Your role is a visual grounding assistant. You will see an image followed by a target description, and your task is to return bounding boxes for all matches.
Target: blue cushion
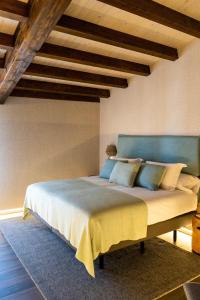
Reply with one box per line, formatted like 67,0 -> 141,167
135,164 -> 166,191
109,161 -> 141,187
99,159 -> 118,179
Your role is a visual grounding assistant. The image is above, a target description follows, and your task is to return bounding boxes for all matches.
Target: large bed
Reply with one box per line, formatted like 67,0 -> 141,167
24,135 -> 200,277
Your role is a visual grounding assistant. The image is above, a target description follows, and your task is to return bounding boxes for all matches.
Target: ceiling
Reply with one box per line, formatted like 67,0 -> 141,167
0,0 -> 200,103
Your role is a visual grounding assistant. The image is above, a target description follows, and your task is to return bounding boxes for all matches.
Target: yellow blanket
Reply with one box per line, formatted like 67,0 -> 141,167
24,179 -> 148,277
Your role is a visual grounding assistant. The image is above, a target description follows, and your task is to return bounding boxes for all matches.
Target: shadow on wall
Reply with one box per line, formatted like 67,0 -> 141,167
35,134 -> 99,181
0,121 -> 99,211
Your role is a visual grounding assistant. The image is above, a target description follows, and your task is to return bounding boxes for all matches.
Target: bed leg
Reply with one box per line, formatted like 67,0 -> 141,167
173,230 -> 177,243
140,241 -> 145,254
99,255 -> 104,269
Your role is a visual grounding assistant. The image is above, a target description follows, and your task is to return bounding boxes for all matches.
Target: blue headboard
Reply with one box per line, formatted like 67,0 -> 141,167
117,135 -> 200,177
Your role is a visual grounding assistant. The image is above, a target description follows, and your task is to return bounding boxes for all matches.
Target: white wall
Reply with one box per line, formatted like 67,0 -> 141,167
0,97 -> 99,210
100,39 -> 200,164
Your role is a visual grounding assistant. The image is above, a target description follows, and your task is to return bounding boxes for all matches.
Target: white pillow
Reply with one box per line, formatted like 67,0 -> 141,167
146,161 -> 187,191
176,173 -> 200,194
110,156 -> 143,163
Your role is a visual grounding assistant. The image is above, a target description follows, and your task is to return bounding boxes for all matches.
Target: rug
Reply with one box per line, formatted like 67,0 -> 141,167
0,216 -> 200,300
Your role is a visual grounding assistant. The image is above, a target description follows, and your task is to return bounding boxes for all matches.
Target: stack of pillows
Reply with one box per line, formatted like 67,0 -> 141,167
100,157 -> 200,194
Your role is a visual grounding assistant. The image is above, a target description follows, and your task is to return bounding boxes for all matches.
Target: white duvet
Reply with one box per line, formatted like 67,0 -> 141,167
83,176 -> 198,225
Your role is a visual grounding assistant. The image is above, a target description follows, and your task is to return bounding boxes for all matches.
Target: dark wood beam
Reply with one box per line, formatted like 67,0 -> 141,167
11,89 -> 100,103
17,79 -> 110,98
0,58 -> 5,68
0,35 -> 150,76
0,0 -> 29,21
55,15 -> 178,61
38,43 -> 150,76
0,0 -> 72,104
98,0 -> 200,39
0,32 -> 15,50
25,63 -> 128,88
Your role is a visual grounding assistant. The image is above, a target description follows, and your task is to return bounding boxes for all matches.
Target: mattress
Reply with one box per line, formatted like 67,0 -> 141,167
82,176 -> 198,225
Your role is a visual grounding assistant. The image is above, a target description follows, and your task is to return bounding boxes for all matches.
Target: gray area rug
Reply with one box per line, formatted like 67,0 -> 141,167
0,217 -> 200,300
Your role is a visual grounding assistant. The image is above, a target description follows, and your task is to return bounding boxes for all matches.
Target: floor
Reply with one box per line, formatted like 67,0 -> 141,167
0,232 -> 44,300
0,214 -> 199,300
157,231 -> 200,300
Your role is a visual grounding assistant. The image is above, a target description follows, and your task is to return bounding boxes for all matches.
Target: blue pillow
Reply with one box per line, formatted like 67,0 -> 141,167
135,164 -> 166,191
99,159 -> 118,179
109,161 -> 141,187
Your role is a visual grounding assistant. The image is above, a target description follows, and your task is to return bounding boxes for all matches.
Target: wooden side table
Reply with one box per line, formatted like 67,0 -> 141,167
192,214 -> 200,255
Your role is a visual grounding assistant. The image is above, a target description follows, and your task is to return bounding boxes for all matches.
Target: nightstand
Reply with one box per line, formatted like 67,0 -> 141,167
192,214 -> 200,255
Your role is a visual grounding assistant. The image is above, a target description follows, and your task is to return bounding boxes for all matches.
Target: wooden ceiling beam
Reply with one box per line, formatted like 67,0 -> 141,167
0,58 -> 5,69
38,43 -> 150,76
0,32 -> 15,50
17,79 -> 110,98
3,0 -> 200,39
25,63 -> 128,88
55,15 -> 178,61
0,36 -> 150,76
98,0 -> 200,39
0,0 -> 29,21
11,89 -> 100,103
0,35 -> 150,76
0,0 -> 72,104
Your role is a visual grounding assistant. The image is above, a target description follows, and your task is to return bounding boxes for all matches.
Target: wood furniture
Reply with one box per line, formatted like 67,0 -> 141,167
192,214 -> 200,255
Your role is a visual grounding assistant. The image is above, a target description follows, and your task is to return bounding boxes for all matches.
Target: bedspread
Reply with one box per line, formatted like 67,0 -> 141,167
24,179 -> 147,277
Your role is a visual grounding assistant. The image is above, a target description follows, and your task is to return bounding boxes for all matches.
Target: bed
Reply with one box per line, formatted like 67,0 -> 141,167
24,135 -> 200,277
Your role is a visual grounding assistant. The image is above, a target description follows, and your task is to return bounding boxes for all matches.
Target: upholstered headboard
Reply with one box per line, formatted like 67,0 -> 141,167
117,135 -> 200,177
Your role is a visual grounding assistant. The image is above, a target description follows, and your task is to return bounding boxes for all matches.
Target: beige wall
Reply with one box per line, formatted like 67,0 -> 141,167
0,97 -> 99,211
100,39 -> 200,165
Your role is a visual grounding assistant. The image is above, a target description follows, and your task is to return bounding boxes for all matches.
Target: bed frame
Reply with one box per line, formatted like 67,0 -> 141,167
34,135 -> 200,270
98,211 -> 195,268
32,209 -> 194,270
